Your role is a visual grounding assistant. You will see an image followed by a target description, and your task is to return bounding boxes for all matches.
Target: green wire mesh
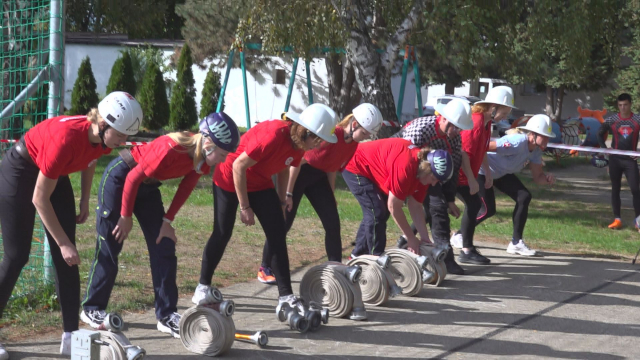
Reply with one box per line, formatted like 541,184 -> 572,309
1,0 -> 64,300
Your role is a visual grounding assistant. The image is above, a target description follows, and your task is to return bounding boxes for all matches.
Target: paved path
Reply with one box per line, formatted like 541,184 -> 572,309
6,241 -> 640,359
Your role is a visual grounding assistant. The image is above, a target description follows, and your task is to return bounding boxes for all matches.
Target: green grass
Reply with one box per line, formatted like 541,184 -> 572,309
3,152 -> 639,339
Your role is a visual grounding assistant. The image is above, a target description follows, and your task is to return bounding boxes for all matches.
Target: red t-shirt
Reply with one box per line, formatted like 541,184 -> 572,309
120,135 -> 211,221
458,112 -> 492,186
304,127 -> 358,172
214,120 -> 304,192
24,115 -> 111,179
344,138 -> 428,202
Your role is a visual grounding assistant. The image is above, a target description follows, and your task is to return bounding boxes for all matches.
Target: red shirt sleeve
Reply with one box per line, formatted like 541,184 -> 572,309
165,170 -> 202,221
411,184 -> 429,203
121,164 -> 146,217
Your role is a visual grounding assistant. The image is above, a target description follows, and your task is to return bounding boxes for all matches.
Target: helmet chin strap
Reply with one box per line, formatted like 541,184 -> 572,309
98,124 -> 110,149
345,121 -> 358,141
196,142 -> 215,174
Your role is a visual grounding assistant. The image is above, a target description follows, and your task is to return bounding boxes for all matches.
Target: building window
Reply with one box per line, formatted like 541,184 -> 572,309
275,69 -> 286,85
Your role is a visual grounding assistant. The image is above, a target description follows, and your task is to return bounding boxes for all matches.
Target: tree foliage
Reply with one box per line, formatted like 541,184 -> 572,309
506,0 -> 622,121
65,0 -> 182,39
139,61 -> 170,131
169,44 -> 198,130
200,66 -> 224,118
69,57 -> 99,115
106,51 -> 137,96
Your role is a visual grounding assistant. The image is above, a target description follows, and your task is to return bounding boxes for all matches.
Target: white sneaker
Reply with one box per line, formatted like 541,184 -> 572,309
157,312 -> 181,338
278,294 -> 306,314
81,309 -> 107,328
507,240 -> 537,256
60,332 -> 71,356
450,232 -> 463,249
191,283 -> 210,305
0,343 -> 8,360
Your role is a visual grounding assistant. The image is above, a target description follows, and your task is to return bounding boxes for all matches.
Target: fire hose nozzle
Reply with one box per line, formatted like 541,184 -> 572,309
376,254 -> 391,269
98,312 -> 124,332
235,331 -> 268,347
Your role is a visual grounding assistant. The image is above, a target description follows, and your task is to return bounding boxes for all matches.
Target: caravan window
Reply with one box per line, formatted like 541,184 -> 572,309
478,82 -> 489,100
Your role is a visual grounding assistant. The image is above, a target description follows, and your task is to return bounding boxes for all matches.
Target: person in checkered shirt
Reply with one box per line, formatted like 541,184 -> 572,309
394,99 -> 477,275
597,93 -> 640,231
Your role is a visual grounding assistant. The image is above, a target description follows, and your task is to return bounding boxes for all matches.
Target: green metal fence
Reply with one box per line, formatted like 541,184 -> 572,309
0,0 -> 65,299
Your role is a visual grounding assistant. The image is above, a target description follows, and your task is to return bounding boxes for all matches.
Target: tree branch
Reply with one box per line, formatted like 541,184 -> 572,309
382,0 -> 426,72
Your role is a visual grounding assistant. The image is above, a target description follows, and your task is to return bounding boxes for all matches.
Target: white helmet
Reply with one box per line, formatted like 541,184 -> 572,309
352,103 -> 383,135
98,91 -> 142,136
286,104 -> 338,143
475,86 -> 517,109
434,99 -> 473,130
517,114 -> 556,138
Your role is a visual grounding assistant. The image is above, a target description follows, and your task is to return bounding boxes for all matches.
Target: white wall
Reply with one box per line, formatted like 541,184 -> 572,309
64,44 -> 418,129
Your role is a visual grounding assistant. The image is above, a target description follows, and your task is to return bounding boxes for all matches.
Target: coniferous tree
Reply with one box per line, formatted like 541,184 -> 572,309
138,61 -> 170,130
106,51 -> 137,96
69,57 -> 99,115
169,44 -> 198,130
200,66 -> 224,118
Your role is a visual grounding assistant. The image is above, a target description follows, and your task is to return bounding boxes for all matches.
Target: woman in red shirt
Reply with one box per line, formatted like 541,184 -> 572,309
343,138 -> 454,257
257,103 -> 384,284
451,86 -> 516,265
192,104 -> 338,314
80,112 -> 240,339
0,92 -> 141,356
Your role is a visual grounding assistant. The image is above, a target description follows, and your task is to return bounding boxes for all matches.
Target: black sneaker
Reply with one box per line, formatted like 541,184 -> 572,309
81,309 -> 107,329
458,247 -> 491,265
396,235 -> 407,249
158,312 -> 181,338
444,247 -> 465,275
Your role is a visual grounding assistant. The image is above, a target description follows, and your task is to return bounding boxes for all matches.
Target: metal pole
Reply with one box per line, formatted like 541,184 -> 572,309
305,59 -> 313,105
396,45 -> 410,122
240,48 -> 250,129
412,47 -> 424,118
0,68 -> 50,121
284,58 -> 299,112
216,49 -> 235,113
44,0 -> 65,282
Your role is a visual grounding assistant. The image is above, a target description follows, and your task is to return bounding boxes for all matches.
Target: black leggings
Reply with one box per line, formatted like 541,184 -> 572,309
200,185 -> 293,297
0,147 -> 80,332
476,173 -> 532,241
456,185 -> 482,248
608,155 -> 640,218
261,164 -> 342,265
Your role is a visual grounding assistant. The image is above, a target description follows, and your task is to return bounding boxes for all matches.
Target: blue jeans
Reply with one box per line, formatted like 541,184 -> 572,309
343,170 -> 389,256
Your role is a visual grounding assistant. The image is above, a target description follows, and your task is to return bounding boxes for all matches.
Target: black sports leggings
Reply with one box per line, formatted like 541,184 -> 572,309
476,173 -> 532,241
262,164 -> 342,265
608,155 -> 640,218
0,147 -> 80,332
200,184 -> 293,297
456,185 -> 482,248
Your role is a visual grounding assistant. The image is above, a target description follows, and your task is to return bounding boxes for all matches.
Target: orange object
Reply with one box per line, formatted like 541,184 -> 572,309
577,106 -> 607,124
257,268 -> 276,284
608,219 -> 623,229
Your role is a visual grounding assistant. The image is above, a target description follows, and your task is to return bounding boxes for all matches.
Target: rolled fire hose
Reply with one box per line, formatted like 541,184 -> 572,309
419,243 -> 448,286
180,305 -> 236,357
97,330 -> 146,360
384,249 -> 424,296
347,255 -> 402,306
299,261 -> 367,320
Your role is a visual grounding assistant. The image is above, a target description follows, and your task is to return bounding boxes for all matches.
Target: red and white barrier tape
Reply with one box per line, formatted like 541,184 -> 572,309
489,138 -> 640,157
0,139 -> 149,146
383,120 -> 400,127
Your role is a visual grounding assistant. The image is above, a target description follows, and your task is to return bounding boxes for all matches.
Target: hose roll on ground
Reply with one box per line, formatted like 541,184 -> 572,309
384,249 -> 424,296
98,331 -> 145,360
180,306 -> 236,357
347,255 -> 401,306
419,243 -> 447,286
299,261 -> 366,320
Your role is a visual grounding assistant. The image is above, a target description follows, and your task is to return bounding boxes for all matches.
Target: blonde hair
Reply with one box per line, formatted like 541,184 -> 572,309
416,146 -> 435,177
87,108 -> 109,132
337,114 -> 355,128
471,103 -> 493,114
166,132 -> 210,169
505,128 -> 525,135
